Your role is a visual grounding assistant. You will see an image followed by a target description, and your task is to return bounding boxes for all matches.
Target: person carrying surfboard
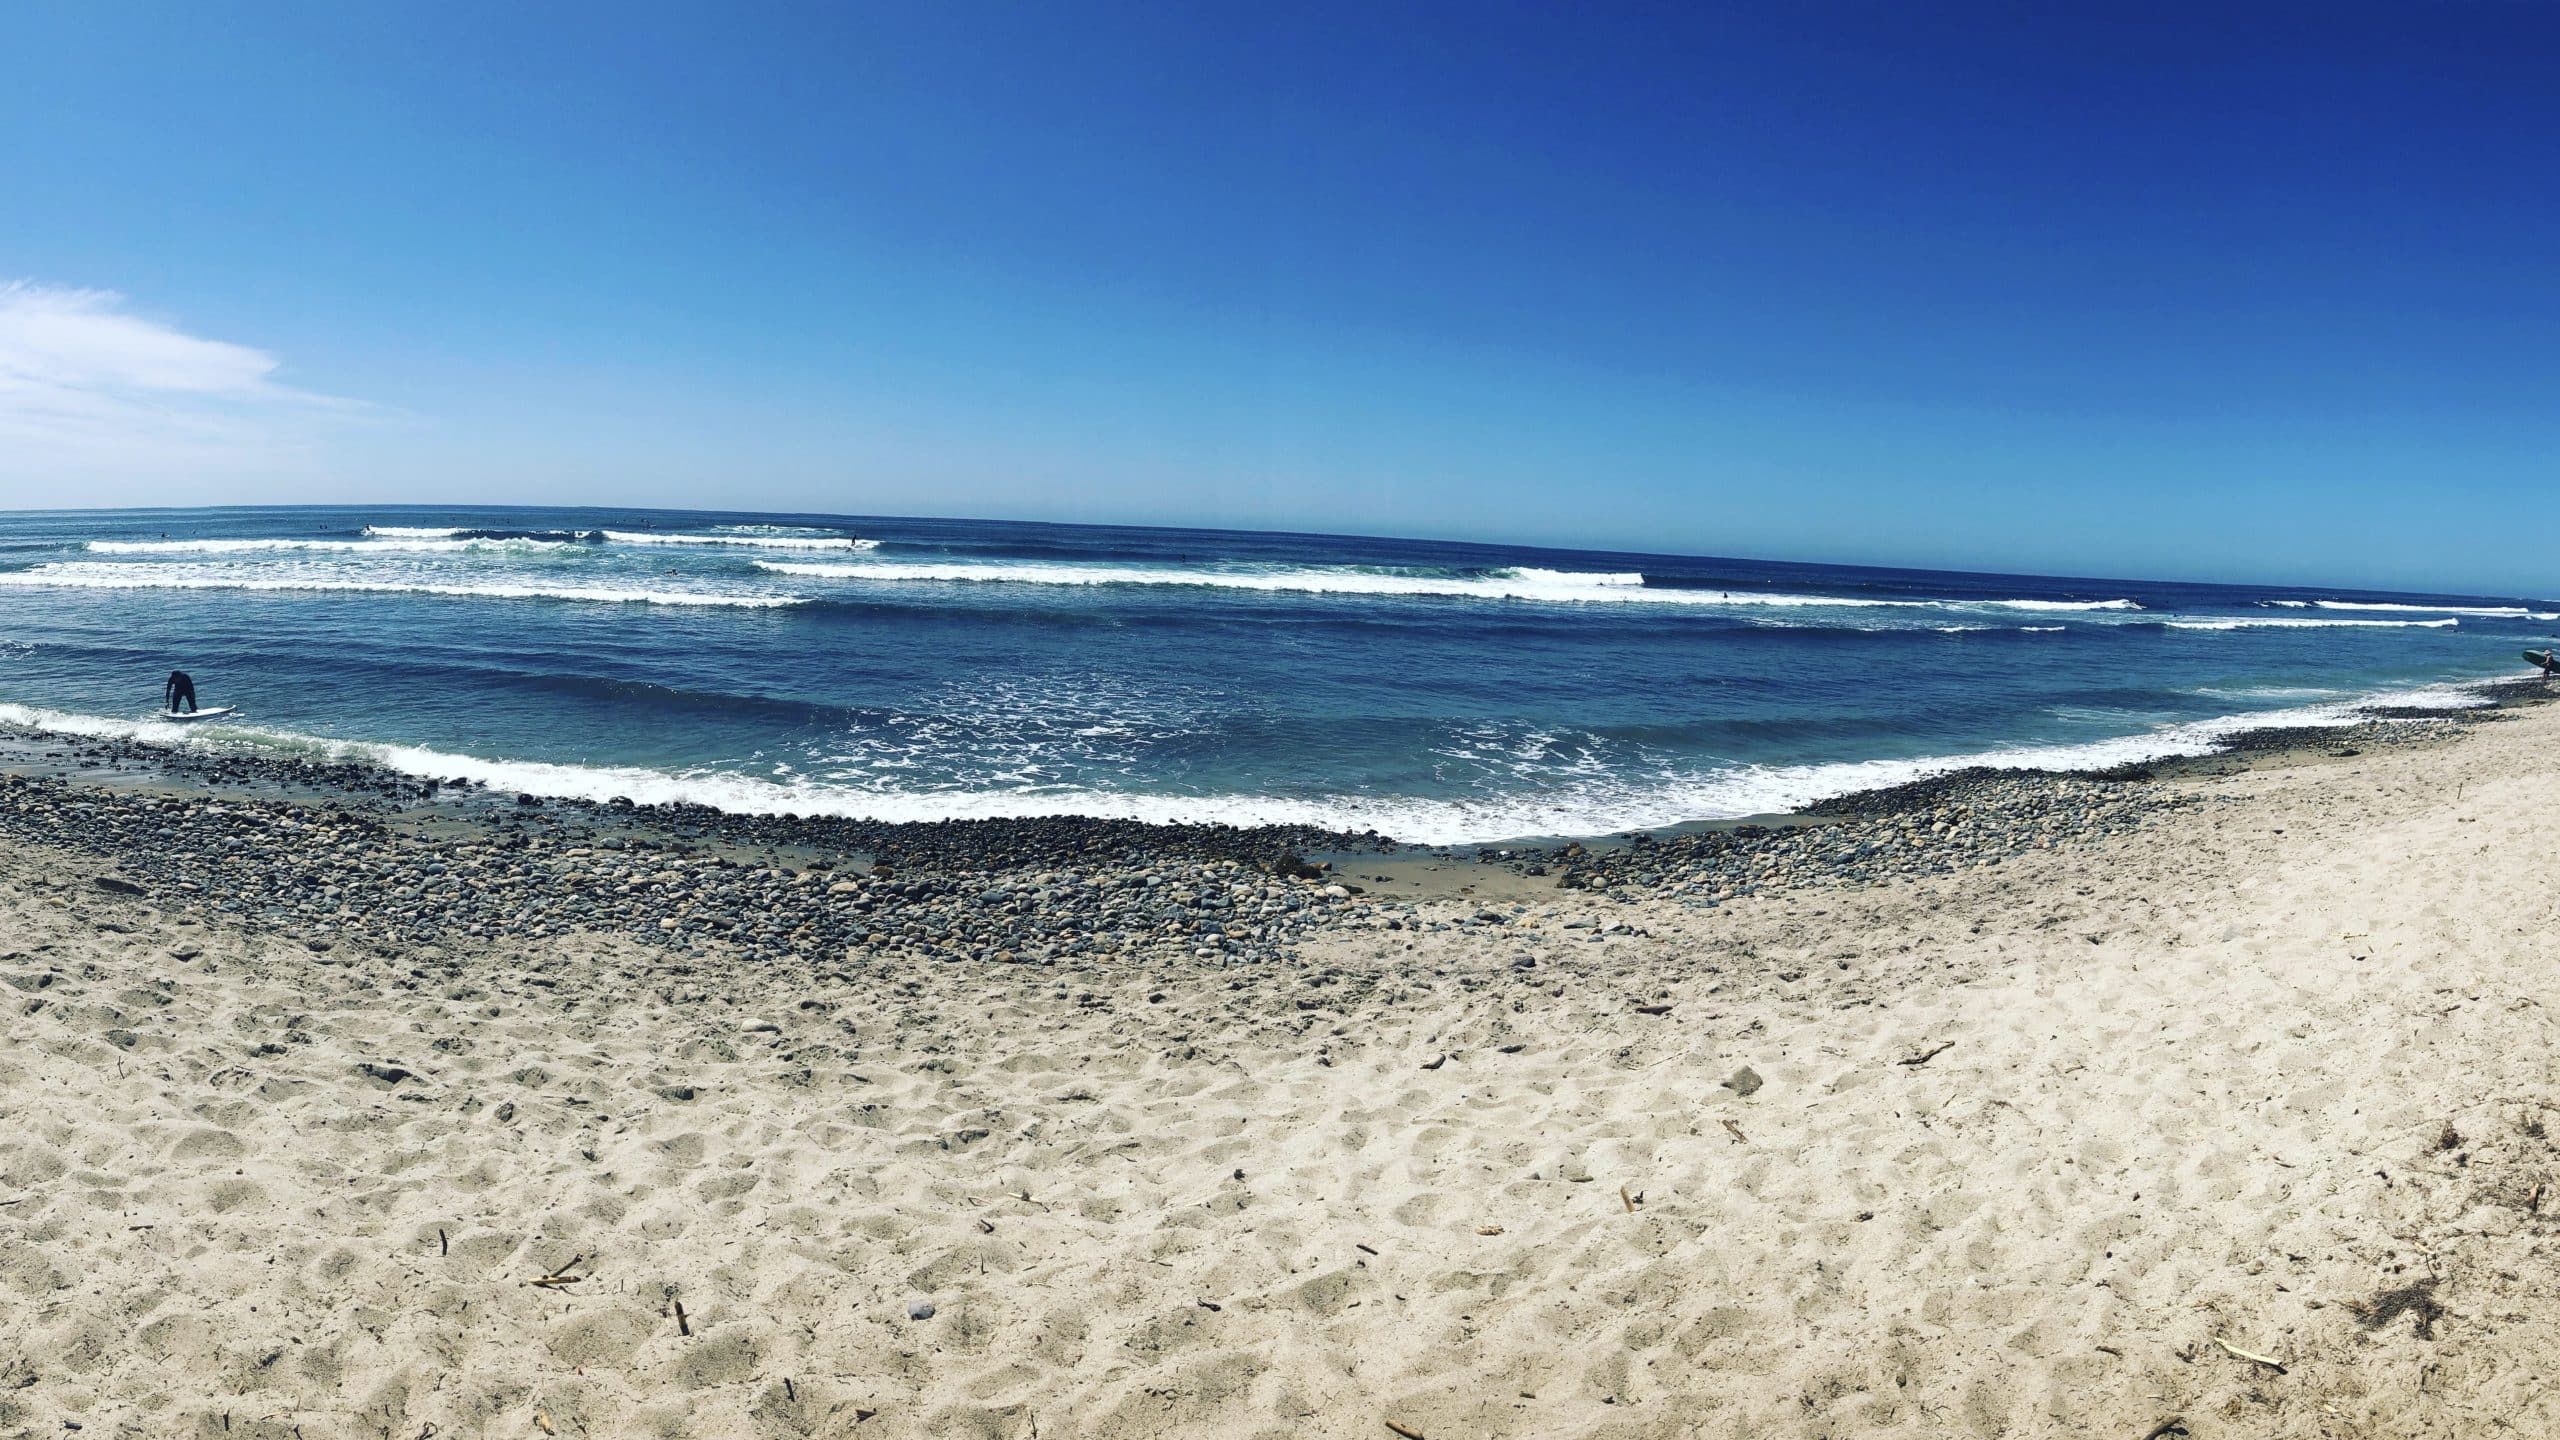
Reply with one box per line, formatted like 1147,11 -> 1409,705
164,669 -> 198,714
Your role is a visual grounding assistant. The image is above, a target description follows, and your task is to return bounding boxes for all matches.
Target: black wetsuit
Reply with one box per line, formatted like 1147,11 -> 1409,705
165,670 -> 197,713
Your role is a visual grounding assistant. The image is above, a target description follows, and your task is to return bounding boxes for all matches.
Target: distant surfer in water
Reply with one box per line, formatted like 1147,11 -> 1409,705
164,669 -> 197,714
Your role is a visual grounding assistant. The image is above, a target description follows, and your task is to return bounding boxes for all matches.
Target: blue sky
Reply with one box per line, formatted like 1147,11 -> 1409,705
3,2 -> 2555,591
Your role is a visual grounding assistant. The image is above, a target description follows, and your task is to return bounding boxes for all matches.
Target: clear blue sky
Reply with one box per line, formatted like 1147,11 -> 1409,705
4,2 -> 2555,591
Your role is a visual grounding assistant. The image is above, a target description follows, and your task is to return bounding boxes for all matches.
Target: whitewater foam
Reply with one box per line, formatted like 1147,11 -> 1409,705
753,560 -> 2141,613
0,564 -> 801,609
2161,616 -> 2460,631
600,530 -> 878,551
88,537 -> 575,555
2307,600 -> 2557,619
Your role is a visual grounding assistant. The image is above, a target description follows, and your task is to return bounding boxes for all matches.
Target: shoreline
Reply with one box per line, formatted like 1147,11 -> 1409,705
0,679 -> 2542,947
0,669 -> 2532,855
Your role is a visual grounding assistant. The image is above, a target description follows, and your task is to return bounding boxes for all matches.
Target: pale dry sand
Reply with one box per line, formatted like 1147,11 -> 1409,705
7,705 -> 2560,1438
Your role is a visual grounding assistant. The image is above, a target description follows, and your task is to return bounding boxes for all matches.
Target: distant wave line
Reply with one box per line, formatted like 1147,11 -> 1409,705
2308,600 -> 2554,619
89,537 -> 578,555
599,530 -> 879,551
754,560 -> 2142,611
2160,616 -> 2459,631
357,524 -> 879,552
0,565 -> 801,609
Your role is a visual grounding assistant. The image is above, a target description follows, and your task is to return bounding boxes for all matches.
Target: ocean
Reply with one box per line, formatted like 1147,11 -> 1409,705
0,504 -> 2549,845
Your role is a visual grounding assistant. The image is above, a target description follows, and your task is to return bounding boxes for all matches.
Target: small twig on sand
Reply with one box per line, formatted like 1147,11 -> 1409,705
1619,1185 -> 1636,1213
1898,1042 -> 1955,1067
2213,1336 -> 2287,1374
1385,1421 -> 1426,1440
1722,1119 -> 1747,1145
2140,1419 -> 2188,1440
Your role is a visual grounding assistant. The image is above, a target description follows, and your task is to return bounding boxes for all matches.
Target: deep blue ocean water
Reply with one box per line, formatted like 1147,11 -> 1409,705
0,504 -> 2550,843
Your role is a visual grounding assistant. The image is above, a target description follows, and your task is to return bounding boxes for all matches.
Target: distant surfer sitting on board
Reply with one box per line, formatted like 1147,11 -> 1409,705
164,669 -> 198,714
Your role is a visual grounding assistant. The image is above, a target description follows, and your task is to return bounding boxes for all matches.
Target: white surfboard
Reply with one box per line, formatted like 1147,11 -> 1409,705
155,707 -> 237,722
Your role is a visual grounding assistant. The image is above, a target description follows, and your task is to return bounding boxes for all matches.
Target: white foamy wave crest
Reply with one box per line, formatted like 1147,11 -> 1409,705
601,529 -> 879,551
2187,684 -> 2349,701
88,537 -> 573,555
2308,600 -> 2556,619
0,564 -> 799,609
755,560 -> 2139,612
0,681 -> 2492,845
362,525 -> 466,538
2163,616 -> 2459,631
759,560 -> 1697,603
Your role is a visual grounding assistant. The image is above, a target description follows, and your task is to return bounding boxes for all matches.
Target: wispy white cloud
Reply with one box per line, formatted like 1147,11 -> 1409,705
0,282 -> 359,485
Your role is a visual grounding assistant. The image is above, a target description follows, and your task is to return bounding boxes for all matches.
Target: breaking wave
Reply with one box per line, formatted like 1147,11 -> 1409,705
600,530 -> 879,551
756,560 -> 2141,612
2308,600 -> 2556,619
0,564 -> 800,609
2159,616 -> 2460,631
89,536 -> 576,555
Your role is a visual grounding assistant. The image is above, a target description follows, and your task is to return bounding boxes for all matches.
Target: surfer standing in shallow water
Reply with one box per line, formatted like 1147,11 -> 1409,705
164,669 -> 197,714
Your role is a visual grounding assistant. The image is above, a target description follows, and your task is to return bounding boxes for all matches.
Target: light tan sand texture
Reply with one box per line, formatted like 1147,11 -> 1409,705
5,706 -> 2560,1437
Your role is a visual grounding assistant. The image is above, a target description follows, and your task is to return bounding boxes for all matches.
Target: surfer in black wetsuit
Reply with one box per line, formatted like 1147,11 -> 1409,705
164,670 -> 197,713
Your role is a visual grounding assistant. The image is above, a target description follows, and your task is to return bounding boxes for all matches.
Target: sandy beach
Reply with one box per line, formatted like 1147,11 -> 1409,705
6,698 -> 2560,1438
